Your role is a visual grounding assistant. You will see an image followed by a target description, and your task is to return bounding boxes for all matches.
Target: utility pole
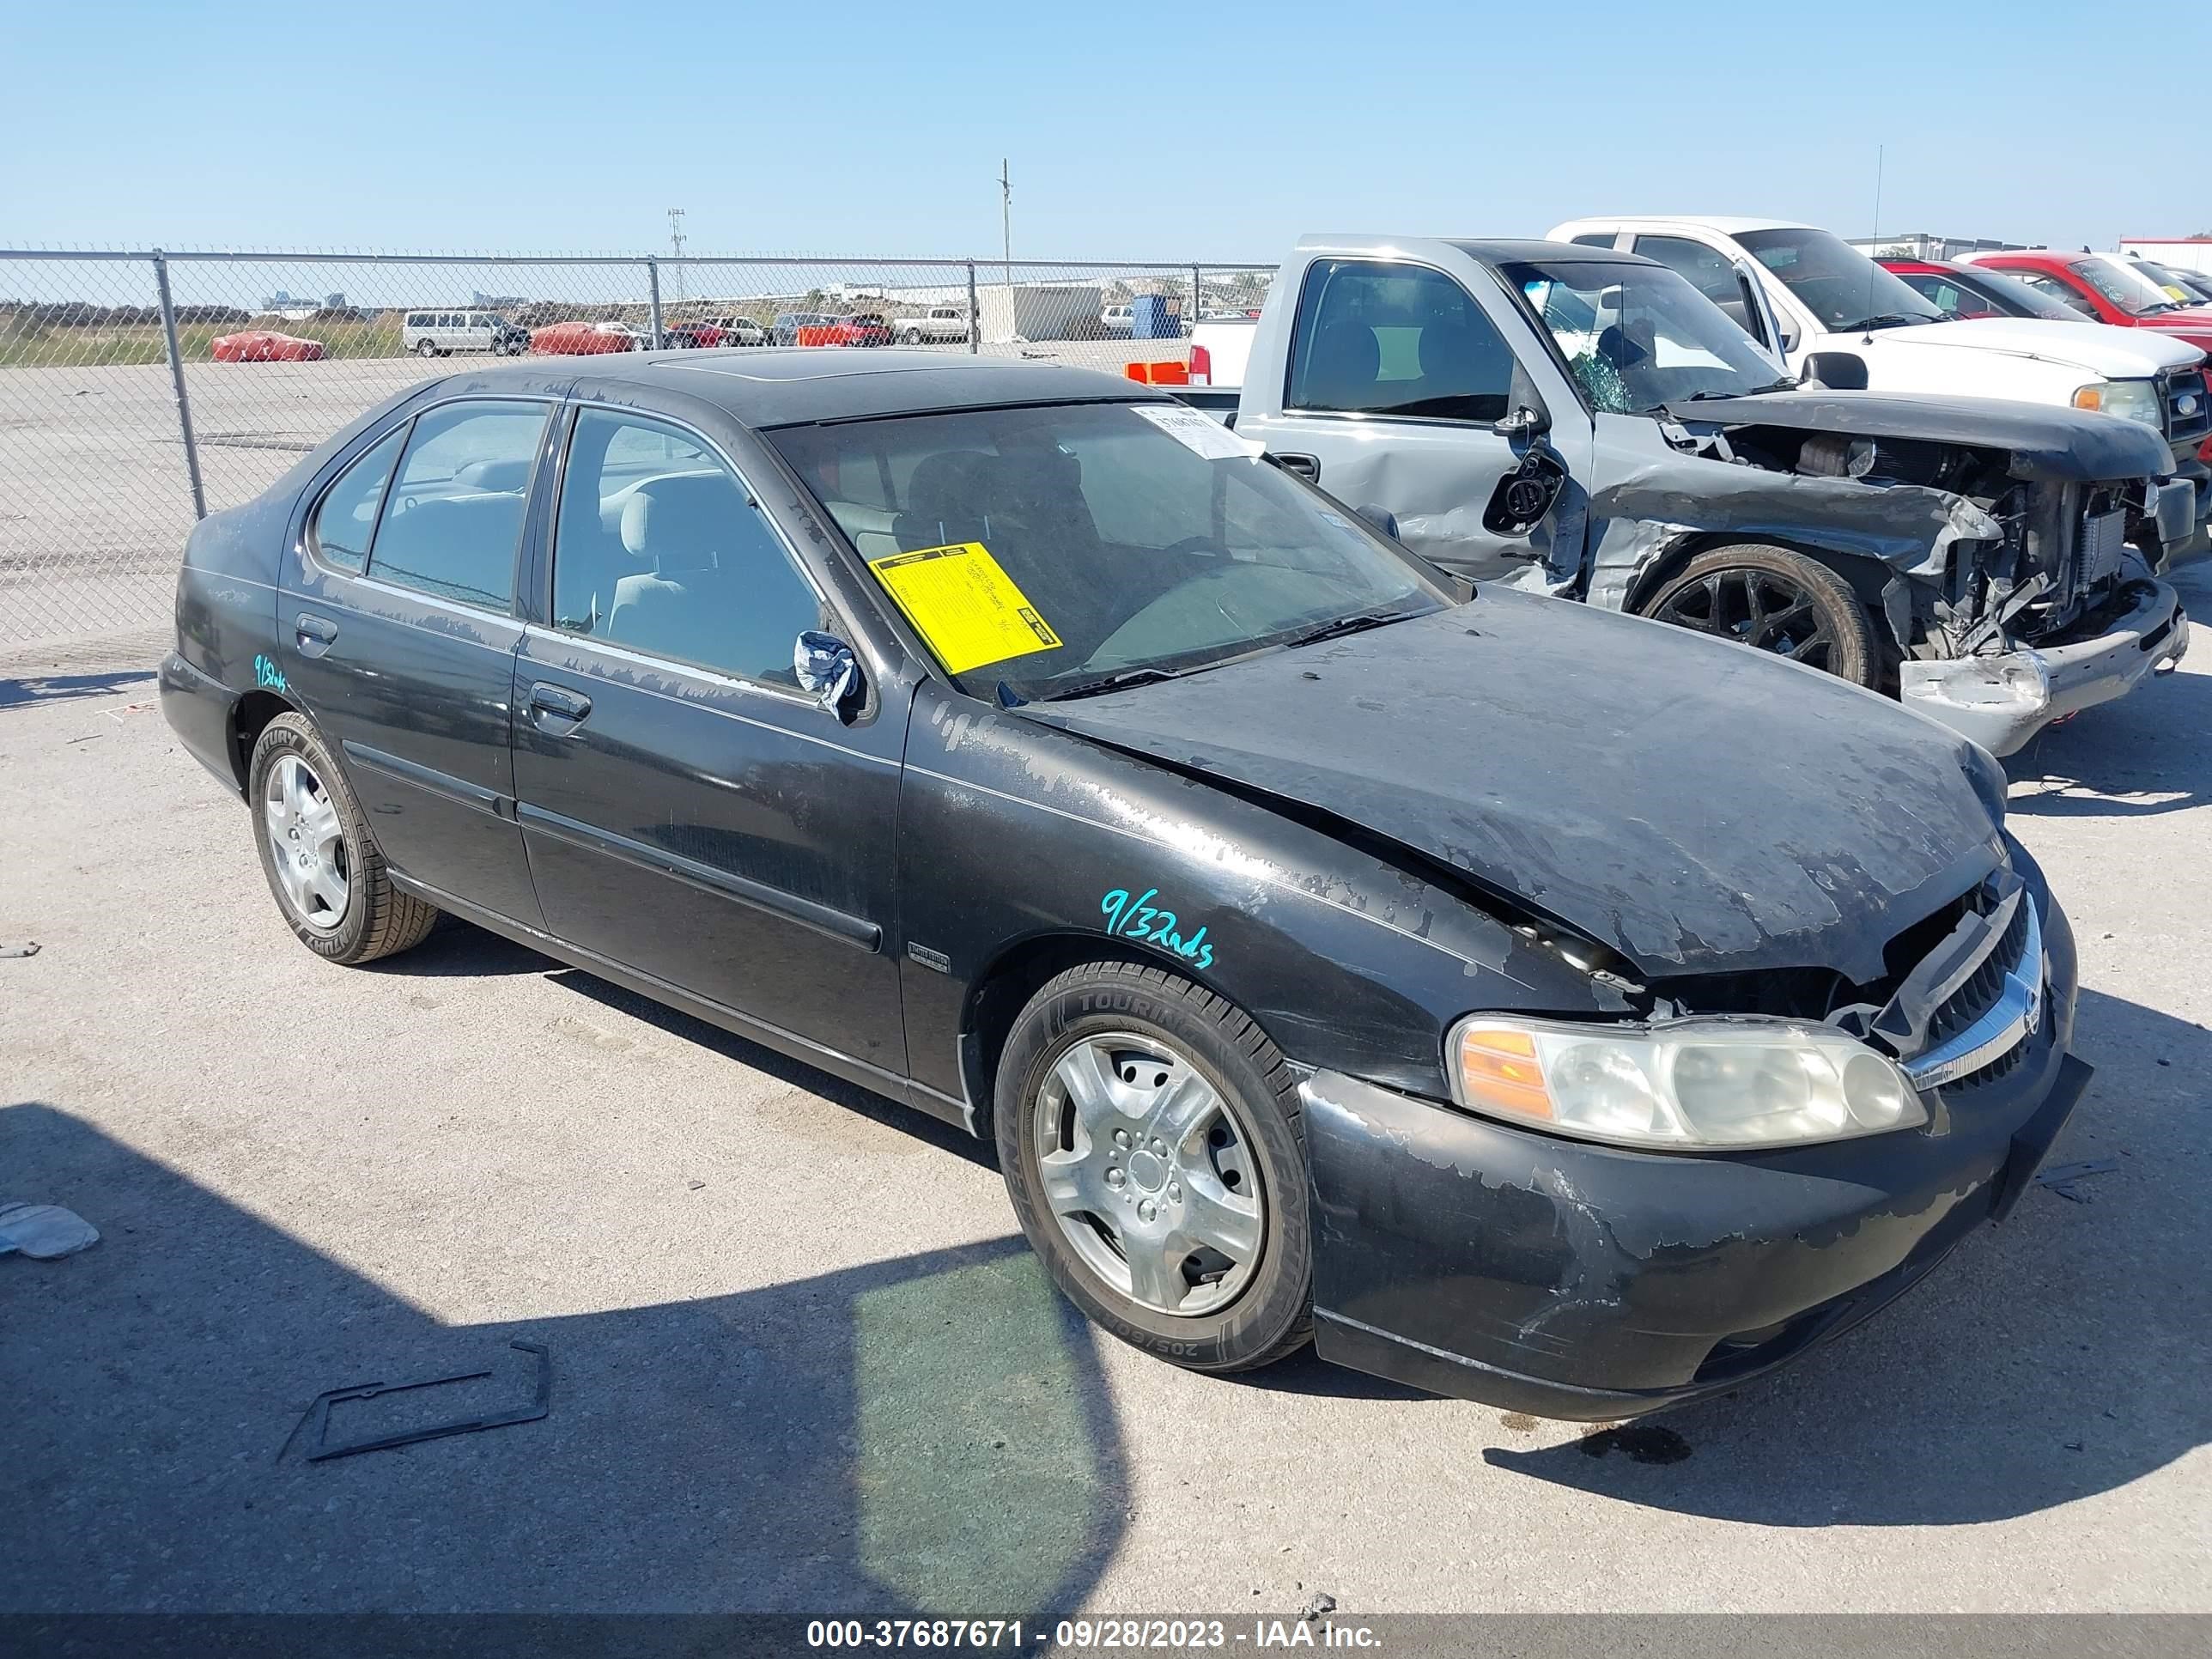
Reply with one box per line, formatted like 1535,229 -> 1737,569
1000,159 -> 1012,292
666,207 -> 687,304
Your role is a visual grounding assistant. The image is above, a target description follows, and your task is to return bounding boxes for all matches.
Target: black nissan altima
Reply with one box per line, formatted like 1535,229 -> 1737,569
159,349 -> 2087,1419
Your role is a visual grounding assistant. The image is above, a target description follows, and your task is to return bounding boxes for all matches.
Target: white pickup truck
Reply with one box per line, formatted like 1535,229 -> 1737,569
1549,216 -> 2212,544
890,306 -> 975,345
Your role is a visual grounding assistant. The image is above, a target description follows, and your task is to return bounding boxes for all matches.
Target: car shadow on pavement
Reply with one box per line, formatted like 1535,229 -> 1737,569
0,667 -> 156,710
1481,985 -> 2210,1523
2005,659 -> 2210,819
0,1101 -> 1127,1615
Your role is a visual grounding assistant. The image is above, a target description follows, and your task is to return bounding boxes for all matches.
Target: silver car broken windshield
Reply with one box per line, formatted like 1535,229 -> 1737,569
1504,258 -> 1788,416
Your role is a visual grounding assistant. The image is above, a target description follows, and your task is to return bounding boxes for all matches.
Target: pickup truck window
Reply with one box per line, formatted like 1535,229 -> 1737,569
1503,258 -> 1784,416
1285,258 -> 1514,423
1735,227 -> 1943,332
2001,269 -> 2100,317
770,401 -> 1444,701
2071,258 -> 2177,318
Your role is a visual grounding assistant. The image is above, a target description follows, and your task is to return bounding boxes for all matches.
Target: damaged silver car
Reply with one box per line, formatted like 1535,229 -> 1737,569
1214,237 -> 2195,755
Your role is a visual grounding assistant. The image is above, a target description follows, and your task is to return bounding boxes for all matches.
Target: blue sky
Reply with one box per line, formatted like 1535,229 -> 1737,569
6,0 -> 2206,258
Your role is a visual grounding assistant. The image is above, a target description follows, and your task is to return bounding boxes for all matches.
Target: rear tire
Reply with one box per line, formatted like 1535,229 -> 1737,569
1638,543 -> 1877,687
995,960 -> 1312,1374
902,329 -> 922,345
415,337 -> 439,358
247,714 -> 439,965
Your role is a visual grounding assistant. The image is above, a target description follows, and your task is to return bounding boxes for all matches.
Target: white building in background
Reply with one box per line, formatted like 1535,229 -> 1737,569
2118,238 -> 2212,276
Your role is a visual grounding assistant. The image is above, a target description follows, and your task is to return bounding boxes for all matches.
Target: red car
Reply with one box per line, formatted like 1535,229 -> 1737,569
1875,258 -> 2086,324
529,320 -> 648,356
210,330 -> 325,363
823,312 -> 893,348
1965,251 -> 2212,357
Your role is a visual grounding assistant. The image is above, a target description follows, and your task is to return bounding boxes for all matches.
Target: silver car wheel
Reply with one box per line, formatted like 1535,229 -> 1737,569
264,753 -> 349,932
1032,1031 -> 1265,1318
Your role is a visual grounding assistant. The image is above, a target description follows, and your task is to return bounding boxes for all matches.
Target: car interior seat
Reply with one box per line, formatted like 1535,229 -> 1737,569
1298,319 -> 1382,410
608,474 -> 749,664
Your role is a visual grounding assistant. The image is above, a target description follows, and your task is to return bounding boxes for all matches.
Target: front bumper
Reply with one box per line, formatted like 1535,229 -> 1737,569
1300,898 -> 2086,1421
1897,576 -> 2188,757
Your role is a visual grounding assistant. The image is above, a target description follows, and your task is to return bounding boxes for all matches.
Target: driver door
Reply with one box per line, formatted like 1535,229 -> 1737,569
509,403 -> 908,1075
1234,255 -> 1589,582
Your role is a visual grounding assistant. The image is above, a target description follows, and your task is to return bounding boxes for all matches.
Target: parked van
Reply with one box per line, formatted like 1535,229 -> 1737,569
400,310 -> 529,357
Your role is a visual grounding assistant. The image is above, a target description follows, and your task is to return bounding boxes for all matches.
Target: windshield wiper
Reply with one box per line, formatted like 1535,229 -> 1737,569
1285,608 -> 1413,649
1838,313 -> 1933,332
1042,665 -> 1190,702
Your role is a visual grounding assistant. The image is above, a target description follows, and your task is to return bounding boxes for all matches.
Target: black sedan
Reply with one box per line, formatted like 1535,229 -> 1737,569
159,349 -> 2087,1418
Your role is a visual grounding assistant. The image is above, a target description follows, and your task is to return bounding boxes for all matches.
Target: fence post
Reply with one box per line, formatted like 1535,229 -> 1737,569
646,257 -> 664,349
152,250 -> 208,521
1190,263 -> 1201,331
966,261 -> 979,354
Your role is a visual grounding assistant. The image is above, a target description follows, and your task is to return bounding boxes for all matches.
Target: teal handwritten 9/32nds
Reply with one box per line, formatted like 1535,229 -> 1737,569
1100,887 -> 1214,970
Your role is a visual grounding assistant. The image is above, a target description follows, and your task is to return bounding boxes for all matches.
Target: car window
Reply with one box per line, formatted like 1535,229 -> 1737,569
1569,233 -> 1616,248
1895,273 -> 1998,319
310,426 -> 406,572
1505,257 -> 1784,414
364,401 -> 547,610
2005,270 -> 2100,316
2072,259 -> 2174,317
550,409 -> 826,689
1632,234 -> 1771,341
1734,227 -> 1943,331
1286,258 -> 1516,422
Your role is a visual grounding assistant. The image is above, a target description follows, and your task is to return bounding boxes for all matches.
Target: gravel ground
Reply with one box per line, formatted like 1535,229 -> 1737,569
1,571 -> 2207,1620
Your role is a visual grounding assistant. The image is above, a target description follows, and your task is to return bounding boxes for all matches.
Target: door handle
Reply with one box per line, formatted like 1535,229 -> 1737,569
295,612 -> 338,656
528,682 -> 592,729
1275,453 -> 1321,483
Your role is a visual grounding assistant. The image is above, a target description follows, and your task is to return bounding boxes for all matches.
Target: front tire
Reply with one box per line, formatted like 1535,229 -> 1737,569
995,961 -> 1312,1373
415,337 -> 439,358
1638,543 -> 1877,686
248,714 -> 439,964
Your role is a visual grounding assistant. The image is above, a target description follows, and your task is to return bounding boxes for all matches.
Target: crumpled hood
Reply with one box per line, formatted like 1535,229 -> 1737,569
1020,592 -> 2003,985
1661,387 -> 2173,482
1862,315 -> 2201,376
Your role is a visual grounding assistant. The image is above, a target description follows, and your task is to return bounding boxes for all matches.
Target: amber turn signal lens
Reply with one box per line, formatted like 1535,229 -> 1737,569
1456,1025 -> 1555,1121
2072,386 -> 2104,410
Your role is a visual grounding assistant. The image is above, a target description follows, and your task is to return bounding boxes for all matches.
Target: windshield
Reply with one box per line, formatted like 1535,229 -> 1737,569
769,401 -> 1446,701
1503,257 -> 1786,413
2074,258 -> 2180,317
1735,227 -> 1944,331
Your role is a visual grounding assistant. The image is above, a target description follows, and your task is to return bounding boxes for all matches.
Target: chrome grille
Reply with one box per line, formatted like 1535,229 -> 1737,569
1901,896 -> 2045,1091
2162,367 -> 2210,447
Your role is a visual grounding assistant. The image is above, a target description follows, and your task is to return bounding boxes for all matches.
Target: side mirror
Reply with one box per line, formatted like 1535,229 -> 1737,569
1353,503 -> 1401,540
1491,404 -> 1549,441
793,630 -> 863,720
1802,352 -> 1869,392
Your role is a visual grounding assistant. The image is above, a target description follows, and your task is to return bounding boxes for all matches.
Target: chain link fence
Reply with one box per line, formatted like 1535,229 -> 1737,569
0,250 -> 1276,649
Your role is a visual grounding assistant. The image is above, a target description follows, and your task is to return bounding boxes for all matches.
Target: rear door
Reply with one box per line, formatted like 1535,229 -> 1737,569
1234,253 -> 1588,581
280,395 -> 554,926
509,402 -> 908,1077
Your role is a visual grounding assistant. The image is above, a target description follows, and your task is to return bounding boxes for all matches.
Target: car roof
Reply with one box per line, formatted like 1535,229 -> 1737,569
1553,215 -> 1814,235
438,348 -> 1155,428
1448,237 -> 1658,267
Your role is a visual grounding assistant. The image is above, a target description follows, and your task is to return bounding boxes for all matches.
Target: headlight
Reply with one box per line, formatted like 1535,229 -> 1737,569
2072,380 -> 2164,428
1449,1014 -> 1928,1151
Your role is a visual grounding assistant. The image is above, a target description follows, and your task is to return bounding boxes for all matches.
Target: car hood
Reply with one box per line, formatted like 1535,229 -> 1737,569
1860,315 -> 2202,375
1660,387 -> 2173,481
1019,592 -> 2002,986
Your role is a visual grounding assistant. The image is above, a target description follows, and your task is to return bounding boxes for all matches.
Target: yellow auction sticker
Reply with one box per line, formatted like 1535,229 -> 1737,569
866,542 -> 1062,674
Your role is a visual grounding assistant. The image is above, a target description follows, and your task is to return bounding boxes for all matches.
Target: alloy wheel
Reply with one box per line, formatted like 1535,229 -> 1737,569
1031,1032 -> 1265,1317
264,753 -> 349,931
1654,567 -> 1839,669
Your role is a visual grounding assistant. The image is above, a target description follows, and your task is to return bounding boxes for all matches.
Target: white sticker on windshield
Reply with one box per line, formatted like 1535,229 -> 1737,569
1131,402 -> 1266,461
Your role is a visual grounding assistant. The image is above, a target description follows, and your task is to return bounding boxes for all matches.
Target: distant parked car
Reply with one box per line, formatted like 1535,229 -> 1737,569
659,322 -> 725,349
698,314 -> 768,346
402,309 -> 529,357
826,313 -> 892,347
530,320 -> 648,356
770,311 -> 835,345
1100,303 -> 1134,335
894,306 -> 975,344
210,331 -> 325,363
2127,258 -> 2212,307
